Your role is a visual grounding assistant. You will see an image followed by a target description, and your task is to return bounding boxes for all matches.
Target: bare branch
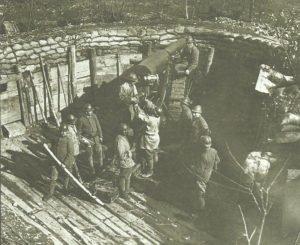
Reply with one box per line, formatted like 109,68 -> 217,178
267,155 -> 290,192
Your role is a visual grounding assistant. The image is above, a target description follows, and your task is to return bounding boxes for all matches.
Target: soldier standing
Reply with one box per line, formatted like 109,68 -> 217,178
114,123 -> 135,200
119,72 -> 139,122
136,104 -> 161,178
43,124 -> 75,201
185,136 -> 220,211
77,104 -> 103,176
180,97 -> 193,145
66,114 -> 83,182
190,105 -> 210,146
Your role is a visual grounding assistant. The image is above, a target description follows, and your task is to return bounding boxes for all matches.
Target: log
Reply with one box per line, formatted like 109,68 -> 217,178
88,48 -> 97,101
57,64 -> 68,108
43,143 -> 104,205
29,72 -> 48,124
22,72 -> 34,125
68,45 -> 77,99
116,53 -> 121,77
16,79 -> 30,126
39,56 -> 60,127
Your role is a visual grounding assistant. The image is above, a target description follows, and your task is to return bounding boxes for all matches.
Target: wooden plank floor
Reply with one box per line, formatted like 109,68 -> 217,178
1,135 -> 218,245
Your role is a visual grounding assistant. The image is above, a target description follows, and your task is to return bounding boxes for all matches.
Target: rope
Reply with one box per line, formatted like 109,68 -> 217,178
208,180 -> 251,194
213,170 -> 250,191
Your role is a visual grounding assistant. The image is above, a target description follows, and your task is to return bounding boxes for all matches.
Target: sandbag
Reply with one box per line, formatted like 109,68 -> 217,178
281,124 -> 300,132
274,131 -> 300,143
244,152 -> 271,181
281,113 -> 300,125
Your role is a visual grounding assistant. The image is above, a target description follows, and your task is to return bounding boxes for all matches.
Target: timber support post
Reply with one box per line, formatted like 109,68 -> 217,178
68,45 -> 77,100
88,48 -> 97,101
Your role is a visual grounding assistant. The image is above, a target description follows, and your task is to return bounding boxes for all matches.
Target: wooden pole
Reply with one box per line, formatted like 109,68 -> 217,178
16,79 -> 30,126
43,143 -> 104,206
68,45 -> 76,99
88,48 -> 97,101
57,66 -> 61,111
28,72 -> 48,124
22,72 -> 34,125
23,71 -> 38,123
39,56 -> 60,127
116,53 -> 120,77
57,64 -> 68,108
44,64 -> 53,115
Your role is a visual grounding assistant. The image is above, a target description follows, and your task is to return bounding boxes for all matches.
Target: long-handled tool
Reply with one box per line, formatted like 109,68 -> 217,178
39,56 -> 60,127
57,64 -> 68,108
43,143 -> 104,206
29,71 -> 48,124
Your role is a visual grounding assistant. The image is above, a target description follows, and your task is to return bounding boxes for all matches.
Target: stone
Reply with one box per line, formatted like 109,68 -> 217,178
39,40 -> 48,46
129,41 -> 141,46
174,25 -> 185,34
30,41 -> 39,48
3,47 -> 12,55
12,43 -> 22,50
56,47 -> 65,53
127,27 -> 138,36
99,42 -> 109,47
59,42 -> 68,47
109,41 -> 119,46
118,41 -> 129,46
109,36 -> 124,42
0,53 -> 4,59
46,49 -> 56,55
146,29 -> 157,35
160,34 -> 177,41
30,54 -> 38,60
116,29 -> 128,37
55,36 -> 62,42
42,46 -> 51,52
5,52 -> 15,59
23,43 -> 31,50
33,47 -> 42,53
98,29 -> 110,36
50,44 -> 59,49
47,37 -> 56,45
93,36 -> 109,42
24,50 -> 34,56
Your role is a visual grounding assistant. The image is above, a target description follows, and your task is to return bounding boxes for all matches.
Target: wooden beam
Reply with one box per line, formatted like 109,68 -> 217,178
22,72 -> 34,125
68,45 -> 77,99
16,79 -> 30,126
57,64 -> 68,109
88,48 -> 97,101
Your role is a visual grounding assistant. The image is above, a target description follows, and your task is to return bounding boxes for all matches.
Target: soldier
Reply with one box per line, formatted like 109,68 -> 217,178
180,35 -> 200,96
181,35 -> 199,77
66,114 -> 83,182
77,103 -> 103,176
180,97 -> 193,145
136,104 -> 161,178
185,136 -> 220,211
43,124 -> 75,201
119,72 -> 139,122
190,105 -> 210,146
114,123 -> 135,200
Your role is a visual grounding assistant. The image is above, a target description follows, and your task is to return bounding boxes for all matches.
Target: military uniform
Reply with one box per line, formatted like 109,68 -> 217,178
119,80 -> 138,122
190,115 -> 210,145
114,134 -> 135,199
43,133 -> 75,201
185,146 -> 220,211
136,105 -> 160,176
77,113 -> 103,175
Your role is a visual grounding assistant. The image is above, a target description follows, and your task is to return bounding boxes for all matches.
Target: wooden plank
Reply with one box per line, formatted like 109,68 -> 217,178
1,180 -> 81,245
0,96 -> 22,125
16,79 -> 30,126
1,194 -> 64,245
79,197 -> 158,245
57,196 -> 125,244
89,48 -> 97,101
68,45 -> 77,98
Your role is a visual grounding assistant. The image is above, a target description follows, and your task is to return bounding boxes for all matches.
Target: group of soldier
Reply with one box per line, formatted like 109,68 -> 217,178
43,35 -> 221,214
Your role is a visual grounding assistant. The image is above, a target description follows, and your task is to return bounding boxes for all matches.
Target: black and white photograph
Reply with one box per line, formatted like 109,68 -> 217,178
0,0 -> 300,244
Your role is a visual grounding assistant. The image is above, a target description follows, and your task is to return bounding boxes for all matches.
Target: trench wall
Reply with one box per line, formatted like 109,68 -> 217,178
0,24 -> 283,128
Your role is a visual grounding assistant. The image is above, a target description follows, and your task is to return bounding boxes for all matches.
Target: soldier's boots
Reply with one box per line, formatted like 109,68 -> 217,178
42,180 -> 56,201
